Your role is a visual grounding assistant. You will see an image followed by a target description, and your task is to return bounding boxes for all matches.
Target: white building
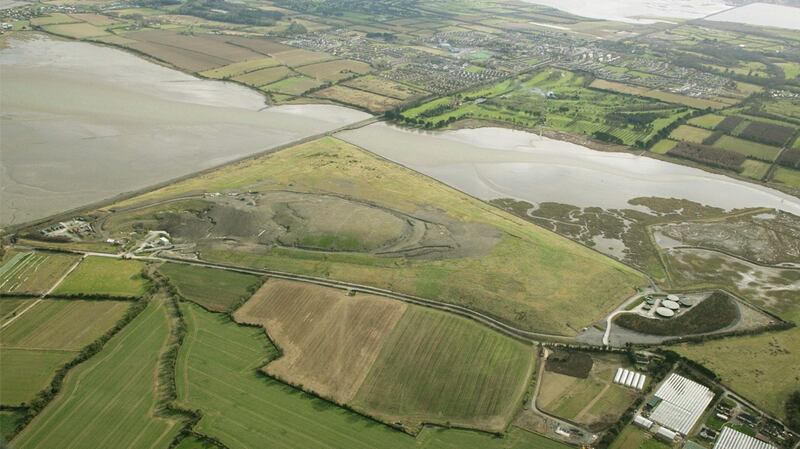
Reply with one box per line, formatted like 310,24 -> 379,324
633,415 -> 653,430
613,368 -> 646,391
713,427 -> 775,449
649,373 -> 714,435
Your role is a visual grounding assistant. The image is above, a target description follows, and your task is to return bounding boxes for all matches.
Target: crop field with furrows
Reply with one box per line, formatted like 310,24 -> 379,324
231,66 -> 292,87
537,352 -> 637,430
0,299 -> 129,351
53,257 -> 147,298
0,299 -> 130,406
107,137 -> 645,335
312,85 -> 404,112
124,29 -> 261,62
11,299 -> 182,449
125,41 -> 231,73
233,279 -> 407,404
400,69 -> 690,146
199,57 -> 280,79
0,297 -> 29,323
178,303 -> 566,449
0,349 -> 72,407
158,263 -> 263,312
0,252 -> 80,295
354,307 -> 535,432
343,75 -> 428,100
296,59 -> 372,83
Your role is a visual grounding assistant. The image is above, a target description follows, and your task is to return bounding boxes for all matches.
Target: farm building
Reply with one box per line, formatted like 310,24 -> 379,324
649,373 -> 714,435
656,426 -> 678,443
613,368 -> 646,390
667,294 -> 680,302
634,414 -> 653,430
656,307 -> 675,318
713,427 -> 775,449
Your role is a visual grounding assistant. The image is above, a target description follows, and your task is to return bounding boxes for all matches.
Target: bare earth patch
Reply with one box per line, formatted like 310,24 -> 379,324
233,279 -> 406,404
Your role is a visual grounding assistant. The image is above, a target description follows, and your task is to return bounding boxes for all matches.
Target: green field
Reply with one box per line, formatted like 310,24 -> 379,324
610,425 -> 670,449
650,139 -> 678,154
106,137 -> 645,335
688,114 -> 725,129
53,257 -> 147,297
0,252 -> 79,295
262,75 -> 323,95
158,262 -> 263,312
0,410 -> 24,444
399,69 -> 689,146
354,307 -> 534,432
177,303 -> 569,449
740,160 -> 771,180
713,135 -> 781,162
11,299 -> 183,449
669,125 -> 713,144
0,349 -> 72,407
772,166 -> 800,188
0,297 -> 29,323
0,299 -> 130,406
199,57 -> 279,79
674,310 -> 800,421
0,299 -> 129,350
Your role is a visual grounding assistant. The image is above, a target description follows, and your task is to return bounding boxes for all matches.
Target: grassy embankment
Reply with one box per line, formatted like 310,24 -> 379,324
106,137 -> 645,336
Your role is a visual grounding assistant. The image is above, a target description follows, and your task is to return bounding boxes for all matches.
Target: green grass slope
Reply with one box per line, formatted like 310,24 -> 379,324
177,303 -> 570,449
158,262 -> 263,311
109,137 -> 645,335
354,307 -> 535,432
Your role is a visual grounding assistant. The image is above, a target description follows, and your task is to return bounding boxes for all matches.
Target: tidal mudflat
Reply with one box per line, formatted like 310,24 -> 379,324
337,123 -> 800,215
0,35 -> 370,226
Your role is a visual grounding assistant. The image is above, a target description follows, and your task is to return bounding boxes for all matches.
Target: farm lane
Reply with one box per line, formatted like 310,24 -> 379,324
0,255 -> 85,329
65,250 -> 583,344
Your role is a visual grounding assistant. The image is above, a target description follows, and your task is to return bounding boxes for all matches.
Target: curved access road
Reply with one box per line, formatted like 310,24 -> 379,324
75,250 -> 579,345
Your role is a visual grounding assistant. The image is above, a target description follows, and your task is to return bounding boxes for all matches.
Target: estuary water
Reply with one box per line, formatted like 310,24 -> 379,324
0,35 -> 371,226
517,0 -> 730,24
706,3 -> 800,31
337,124 -> 800,215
